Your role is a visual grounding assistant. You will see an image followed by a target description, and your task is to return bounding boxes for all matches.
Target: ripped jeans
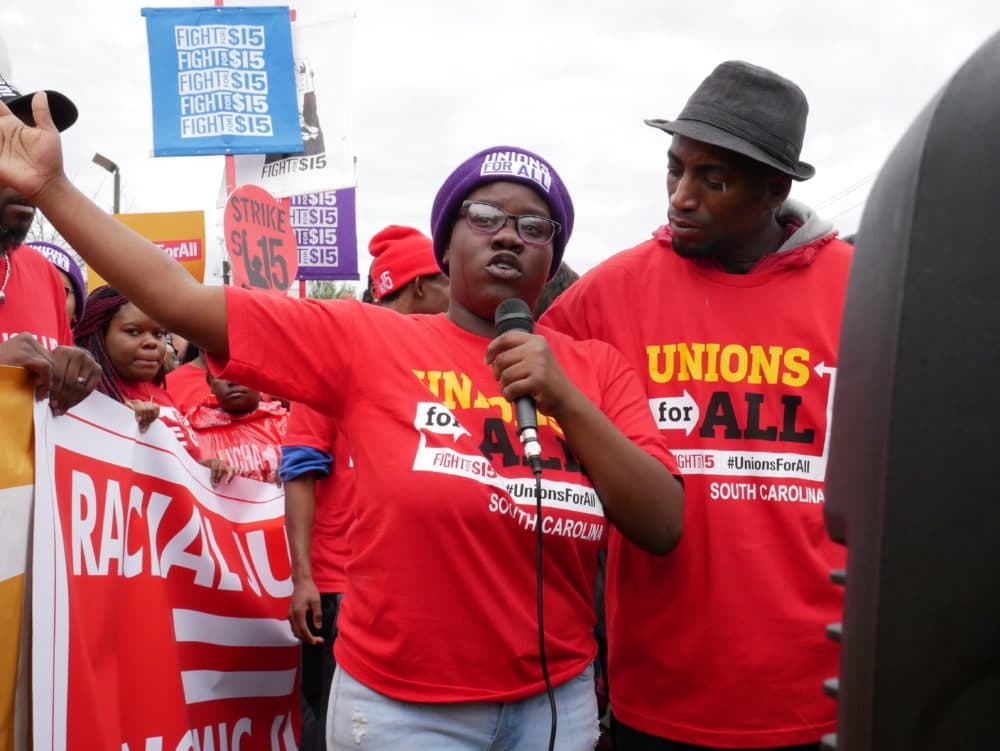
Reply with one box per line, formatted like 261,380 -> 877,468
326,664 -> 598,750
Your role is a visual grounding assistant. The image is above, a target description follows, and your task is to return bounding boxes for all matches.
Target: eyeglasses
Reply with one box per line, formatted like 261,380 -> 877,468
459,201 -> 560,246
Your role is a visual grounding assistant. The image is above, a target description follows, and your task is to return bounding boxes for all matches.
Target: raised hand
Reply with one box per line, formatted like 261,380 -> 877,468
0,92 -> 66,204
1,92 -> 230,360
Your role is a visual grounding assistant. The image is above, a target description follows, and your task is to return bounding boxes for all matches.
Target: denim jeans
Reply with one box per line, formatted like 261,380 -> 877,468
327,663 -> 599,750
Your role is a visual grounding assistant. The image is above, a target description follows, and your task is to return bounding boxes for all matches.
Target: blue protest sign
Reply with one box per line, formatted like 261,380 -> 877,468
142,6 -> 303,156
291,188 -> 359,281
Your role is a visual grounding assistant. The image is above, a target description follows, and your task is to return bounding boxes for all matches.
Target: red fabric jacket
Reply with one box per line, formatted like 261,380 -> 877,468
189,399 -> 288,482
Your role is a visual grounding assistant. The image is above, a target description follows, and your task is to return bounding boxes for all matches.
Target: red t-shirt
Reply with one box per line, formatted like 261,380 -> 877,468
189,399 -> 288,482
541,227 -> 852,747
0,243 -> 72,349
165,362 -> 211,417
119,380 -> 202,460
211,288 -> 677,703
282,403 -> 354,594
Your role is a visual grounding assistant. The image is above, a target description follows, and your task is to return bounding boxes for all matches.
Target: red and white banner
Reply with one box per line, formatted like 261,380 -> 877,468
32,393 -> 299,751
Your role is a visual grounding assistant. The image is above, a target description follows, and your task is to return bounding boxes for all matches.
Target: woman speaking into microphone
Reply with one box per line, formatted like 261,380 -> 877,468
0,95 -> 682,751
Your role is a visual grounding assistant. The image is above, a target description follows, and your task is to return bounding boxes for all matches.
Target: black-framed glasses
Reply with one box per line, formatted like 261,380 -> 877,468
459,201 -> 560,246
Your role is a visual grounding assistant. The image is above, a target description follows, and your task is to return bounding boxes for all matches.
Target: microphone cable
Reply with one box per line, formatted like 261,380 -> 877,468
493,298 -> 556,749
533,467 -> 557,751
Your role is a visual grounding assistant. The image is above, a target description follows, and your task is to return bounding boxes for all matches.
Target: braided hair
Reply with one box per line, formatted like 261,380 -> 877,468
73,285 -> 166,403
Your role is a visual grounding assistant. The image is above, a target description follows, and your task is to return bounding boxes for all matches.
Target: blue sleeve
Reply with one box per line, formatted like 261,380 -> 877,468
279,445 -> 333,482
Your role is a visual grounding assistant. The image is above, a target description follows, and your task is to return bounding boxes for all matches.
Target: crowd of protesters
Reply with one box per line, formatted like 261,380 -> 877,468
0,57 -> 854,751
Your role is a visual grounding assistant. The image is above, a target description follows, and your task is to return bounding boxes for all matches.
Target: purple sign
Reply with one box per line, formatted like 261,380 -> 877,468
290,188 -> 358,281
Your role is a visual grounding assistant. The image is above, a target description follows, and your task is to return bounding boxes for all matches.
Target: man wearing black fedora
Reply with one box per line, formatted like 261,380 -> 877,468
0,66 -> 101,408
542,61 -> 853,750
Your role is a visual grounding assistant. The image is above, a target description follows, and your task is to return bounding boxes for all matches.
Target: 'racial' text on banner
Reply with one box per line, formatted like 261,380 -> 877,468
31,392 -> 299,751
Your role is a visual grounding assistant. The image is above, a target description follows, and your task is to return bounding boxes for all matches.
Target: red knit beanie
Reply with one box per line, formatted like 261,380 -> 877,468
369,225 -> 440,301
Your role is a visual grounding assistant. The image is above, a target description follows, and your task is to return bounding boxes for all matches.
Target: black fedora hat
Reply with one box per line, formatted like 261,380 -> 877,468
0,74 -> 78,132
645,60 -> 814,181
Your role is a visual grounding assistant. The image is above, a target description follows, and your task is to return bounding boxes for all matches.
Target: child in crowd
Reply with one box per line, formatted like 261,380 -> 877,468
165,342 -> 210,414
189,372 -> 288,483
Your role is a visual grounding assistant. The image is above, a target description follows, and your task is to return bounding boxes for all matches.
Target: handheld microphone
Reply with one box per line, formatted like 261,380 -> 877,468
494,298 -> 544,476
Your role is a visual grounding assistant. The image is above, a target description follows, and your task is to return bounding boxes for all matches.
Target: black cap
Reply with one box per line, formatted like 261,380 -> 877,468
0,73 -> 78,131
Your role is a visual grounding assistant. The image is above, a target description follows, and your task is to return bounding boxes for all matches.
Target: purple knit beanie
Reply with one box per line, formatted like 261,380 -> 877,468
28,241 -> 87,321
430,145 -> 574,280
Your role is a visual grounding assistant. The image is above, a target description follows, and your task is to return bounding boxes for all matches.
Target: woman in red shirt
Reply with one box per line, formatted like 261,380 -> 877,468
73,285 -> 234,485
0,103 -> 683,751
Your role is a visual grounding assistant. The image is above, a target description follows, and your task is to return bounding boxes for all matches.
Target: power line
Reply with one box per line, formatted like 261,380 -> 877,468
828,199 -> 868,224
814,172 -> 878,212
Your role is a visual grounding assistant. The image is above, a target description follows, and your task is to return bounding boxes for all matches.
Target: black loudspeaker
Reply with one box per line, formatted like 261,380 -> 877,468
823,32 -> 1000,751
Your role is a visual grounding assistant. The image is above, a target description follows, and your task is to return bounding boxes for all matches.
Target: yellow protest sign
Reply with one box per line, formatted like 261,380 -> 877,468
88,211 -> 206,290
0,367 -> 35,751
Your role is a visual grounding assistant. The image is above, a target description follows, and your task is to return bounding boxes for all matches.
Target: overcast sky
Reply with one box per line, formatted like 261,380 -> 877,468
2,1 -> 999,287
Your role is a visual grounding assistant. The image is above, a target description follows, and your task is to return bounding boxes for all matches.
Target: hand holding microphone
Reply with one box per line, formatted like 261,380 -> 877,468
488,298 -> 573,476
